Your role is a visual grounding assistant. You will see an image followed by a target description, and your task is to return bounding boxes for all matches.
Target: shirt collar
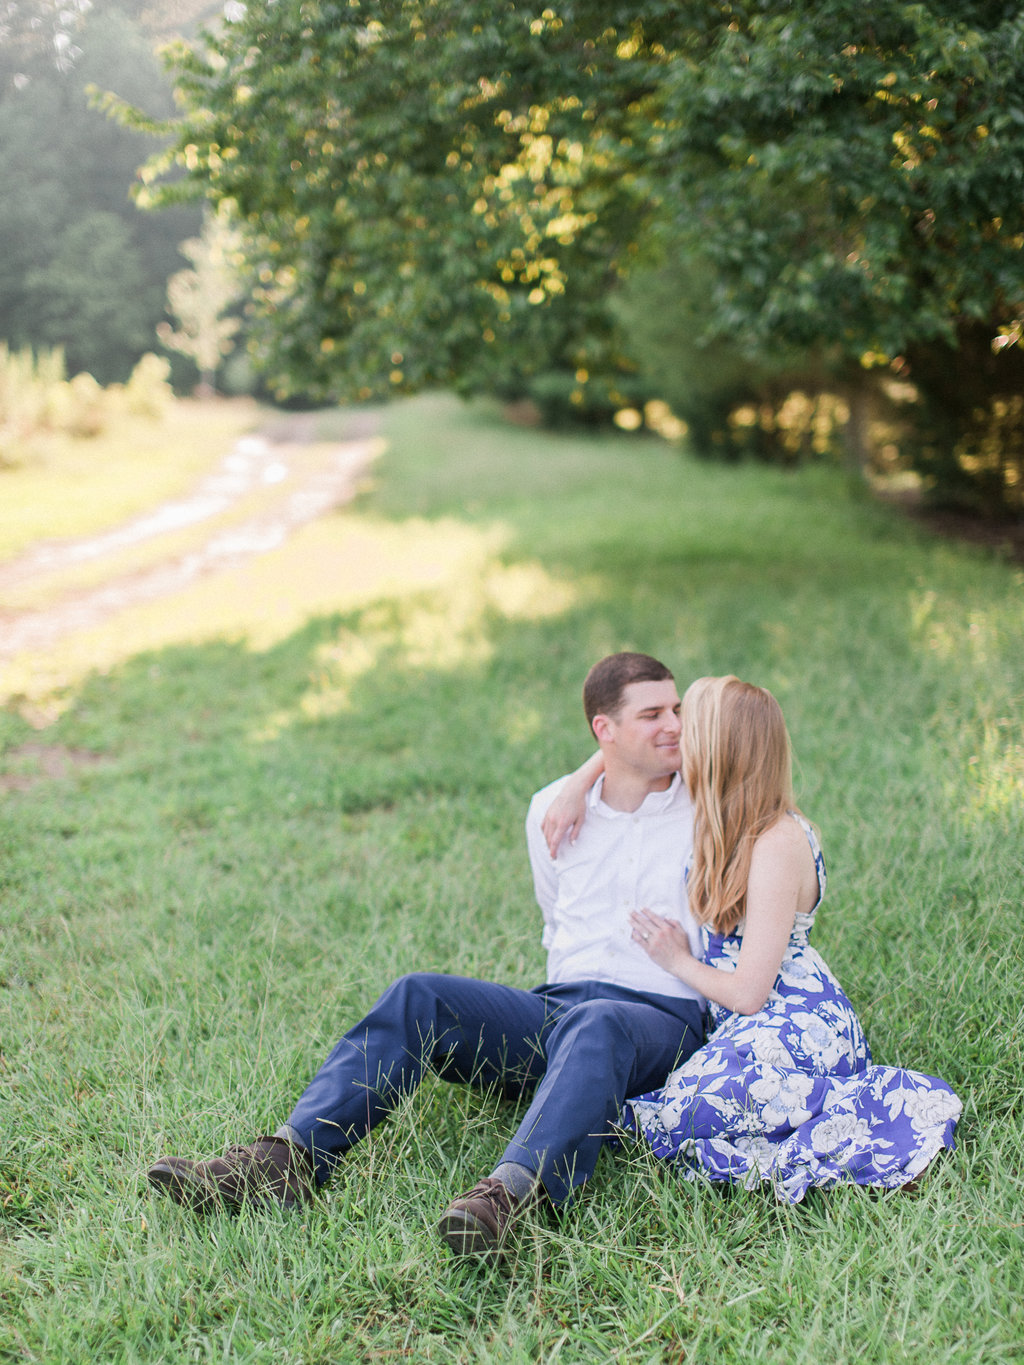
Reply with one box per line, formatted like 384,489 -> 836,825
589,771 -> 682,817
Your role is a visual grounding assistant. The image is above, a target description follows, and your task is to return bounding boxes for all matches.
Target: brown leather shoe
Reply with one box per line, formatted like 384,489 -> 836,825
147,1136 -> 315,1214
437,1177 -> 526,1259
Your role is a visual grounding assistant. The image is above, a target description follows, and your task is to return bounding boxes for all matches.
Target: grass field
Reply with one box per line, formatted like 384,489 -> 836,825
1,392 -> 1022,1363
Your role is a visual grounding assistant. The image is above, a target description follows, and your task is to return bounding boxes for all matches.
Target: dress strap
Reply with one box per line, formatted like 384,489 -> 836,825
787,809 -> 827,909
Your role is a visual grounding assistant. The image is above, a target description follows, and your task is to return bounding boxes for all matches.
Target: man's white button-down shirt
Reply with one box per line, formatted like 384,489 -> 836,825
525,772 -> 704,1005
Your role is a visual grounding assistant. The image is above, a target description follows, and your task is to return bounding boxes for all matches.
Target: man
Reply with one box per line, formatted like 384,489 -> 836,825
147,652 -> 705,1258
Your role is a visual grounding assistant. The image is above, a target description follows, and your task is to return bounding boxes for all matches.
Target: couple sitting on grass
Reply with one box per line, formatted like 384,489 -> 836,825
149,652 -> 962,1258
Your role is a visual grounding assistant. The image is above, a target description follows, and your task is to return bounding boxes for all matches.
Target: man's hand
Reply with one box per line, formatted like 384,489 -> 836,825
629,908 -> 692,977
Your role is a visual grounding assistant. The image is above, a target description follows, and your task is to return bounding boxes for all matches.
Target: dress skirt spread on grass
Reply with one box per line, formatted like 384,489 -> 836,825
622,814 -> 963,1203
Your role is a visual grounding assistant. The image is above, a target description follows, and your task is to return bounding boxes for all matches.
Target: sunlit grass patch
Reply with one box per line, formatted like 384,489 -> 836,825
0,511 -> 580,723
0,398 -> 266,562
0,437 -> 377,614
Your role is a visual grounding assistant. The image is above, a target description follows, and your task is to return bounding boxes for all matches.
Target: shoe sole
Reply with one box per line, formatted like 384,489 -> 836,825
437,1208 -> 503,1259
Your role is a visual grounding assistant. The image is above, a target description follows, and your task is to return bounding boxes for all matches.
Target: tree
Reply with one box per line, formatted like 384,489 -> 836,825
0,1 -> 202,383
157,207 -> 243,393
27,211 -> 153,378
138,1 -> 671,408
642,1 -> 1024,509
146,0 -> 1024,509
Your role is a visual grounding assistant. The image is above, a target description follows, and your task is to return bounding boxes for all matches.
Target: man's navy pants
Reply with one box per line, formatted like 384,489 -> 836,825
286,972 -> 704,1204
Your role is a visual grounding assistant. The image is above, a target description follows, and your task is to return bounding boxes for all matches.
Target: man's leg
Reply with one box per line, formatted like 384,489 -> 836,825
286,972 -> 558,1183
148,972 -> 558,1211
438,989 -> 703,1257
483,993 -> 703,1195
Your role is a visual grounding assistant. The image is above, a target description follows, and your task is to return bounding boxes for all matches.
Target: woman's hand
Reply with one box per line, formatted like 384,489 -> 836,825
540,750 -> 605,857
541,786 -> 587,857
634,818 -> 810,1015
629,908 -> 693,976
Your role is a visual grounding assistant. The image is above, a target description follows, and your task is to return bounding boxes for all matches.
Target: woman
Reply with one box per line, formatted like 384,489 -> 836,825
543,675 -> 961,1202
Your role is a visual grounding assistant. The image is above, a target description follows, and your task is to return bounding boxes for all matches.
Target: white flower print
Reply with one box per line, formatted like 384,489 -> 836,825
628,1099 -> 665,1134
747,1067 -> 815,1129
902,1085 -> 963,1131
706,936 -> 741,971
776,952 -> 827,994
810,1113 -> 873,1154
738,1025 -> 798,1070
729,1135 -> 780,1177
788,1011 -> 851,1071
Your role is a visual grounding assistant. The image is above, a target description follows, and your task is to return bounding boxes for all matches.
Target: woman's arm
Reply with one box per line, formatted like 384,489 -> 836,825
539,749 -> 605,857
630,818 -> 815,1015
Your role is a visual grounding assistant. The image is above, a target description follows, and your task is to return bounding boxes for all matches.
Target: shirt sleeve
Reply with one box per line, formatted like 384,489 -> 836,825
525,780 -> 564,943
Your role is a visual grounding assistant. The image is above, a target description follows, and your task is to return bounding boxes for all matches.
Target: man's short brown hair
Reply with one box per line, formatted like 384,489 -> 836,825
582,652 -> 674,732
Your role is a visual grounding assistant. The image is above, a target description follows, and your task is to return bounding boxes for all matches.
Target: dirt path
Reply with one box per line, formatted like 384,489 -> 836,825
0,409 -> 384,665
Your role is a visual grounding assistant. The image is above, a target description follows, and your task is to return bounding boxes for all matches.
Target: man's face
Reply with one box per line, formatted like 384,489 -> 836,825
594,679 -> 682,783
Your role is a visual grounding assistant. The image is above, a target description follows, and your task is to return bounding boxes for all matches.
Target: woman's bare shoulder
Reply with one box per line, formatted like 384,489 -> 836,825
748,813 -> 819,879
750,813 -> 819,907
754,813 -> 811,857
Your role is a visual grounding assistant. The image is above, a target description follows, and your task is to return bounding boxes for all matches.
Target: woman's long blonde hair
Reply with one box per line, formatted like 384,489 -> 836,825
682,676 -> 795,933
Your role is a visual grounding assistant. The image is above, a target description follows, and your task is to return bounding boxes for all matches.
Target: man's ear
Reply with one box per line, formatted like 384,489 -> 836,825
591,713 -> 614,745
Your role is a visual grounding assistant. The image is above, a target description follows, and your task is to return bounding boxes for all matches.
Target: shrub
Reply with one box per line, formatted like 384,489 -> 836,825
123,353 -> 174,418
62,373 -> 108,438
0,346 -> 175,465
0,345 -> 67,463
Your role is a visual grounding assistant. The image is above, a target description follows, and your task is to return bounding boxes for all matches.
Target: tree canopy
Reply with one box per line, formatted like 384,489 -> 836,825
148,0 -> 1024,507
145,0 -> 672,410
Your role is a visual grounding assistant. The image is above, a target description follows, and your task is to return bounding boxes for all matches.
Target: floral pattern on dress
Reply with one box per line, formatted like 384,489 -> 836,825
622,813 -> 962,1203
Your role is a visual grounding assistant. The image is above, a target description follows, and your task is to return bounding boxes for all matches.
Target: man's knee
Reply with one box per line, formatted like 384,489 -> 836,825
376,971 -> 451,1016
550,999 -> 633,1049
548,998 -> 697,1069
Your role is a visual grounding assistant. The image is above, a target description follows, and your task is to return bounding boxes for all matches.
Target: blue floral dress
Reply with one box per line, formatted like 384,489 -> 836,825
622,813 -> 963,1203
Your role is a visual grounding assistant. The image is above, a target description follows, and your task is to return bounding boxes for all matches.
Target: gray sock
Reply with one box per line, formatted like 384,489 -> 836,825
489,1160 -> 538,1202
274,1123 -> 307,1149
